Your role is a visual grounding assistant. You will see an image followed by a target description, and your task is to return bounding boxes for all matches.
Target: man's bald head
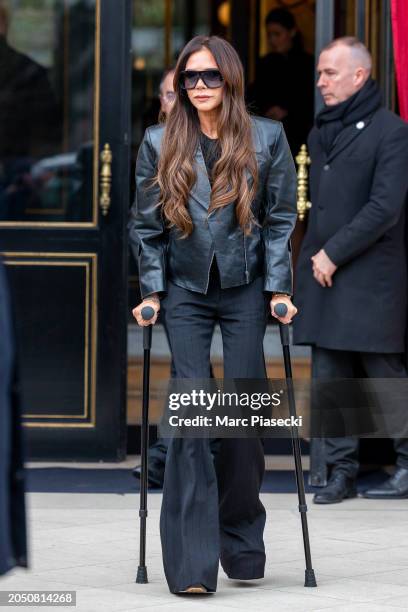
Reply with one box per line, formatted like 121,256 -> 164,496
323,37 -> 372,71
317,37 -> 372,106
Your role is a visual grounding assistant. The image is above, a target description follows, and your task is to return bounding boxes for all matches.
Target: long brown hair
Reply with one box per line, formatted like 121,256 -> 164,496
155,36 -> 258,237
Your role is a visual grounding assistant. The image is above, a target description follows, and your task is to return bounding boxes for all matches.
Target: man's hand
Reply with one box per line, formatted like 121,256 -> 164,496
270,294 -> 298,324
311,249 -> 337,287
132,295 -> 160,327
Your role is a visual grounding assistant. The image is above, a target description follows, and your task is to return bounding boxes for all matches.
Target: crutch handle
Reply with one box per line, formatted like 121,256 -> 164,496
274,302 -> 288,318
141,305 -> 155,321
141,306 -> 155,350
274,302 -> 290,346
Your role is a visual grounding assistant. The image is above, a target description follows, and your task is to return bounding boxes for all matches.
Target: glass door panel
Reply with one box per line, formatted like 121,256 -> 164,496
0,0 -> 98,225
1,0 -> 131,460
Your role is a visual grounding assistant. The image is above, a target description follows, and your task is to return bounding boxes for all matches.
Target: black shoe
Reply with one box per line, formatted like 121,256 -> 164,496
362,467 -> 408,499
313,471 -> 357,505
132,465 -> 163,488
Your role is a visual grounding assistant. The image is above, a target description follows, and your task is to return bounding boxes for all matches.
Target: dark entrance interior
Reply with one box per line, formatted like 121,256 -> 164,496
0,0 -> 398,463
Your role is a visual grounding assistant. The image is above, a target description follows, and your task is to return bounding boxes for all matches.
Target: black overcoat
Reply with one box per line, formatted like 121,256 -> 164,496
0,260 -> 27,575
293,107 -> 408,353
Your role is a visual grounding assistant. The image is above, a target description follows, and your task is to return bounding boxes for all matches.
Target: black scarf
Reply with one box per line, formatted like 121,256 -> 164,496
316,78 -> 382,154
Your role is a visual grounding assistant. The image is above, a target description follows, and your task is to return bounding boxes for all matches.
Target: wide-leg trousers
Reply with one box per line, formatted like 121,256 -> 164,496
159,265 -> 269,593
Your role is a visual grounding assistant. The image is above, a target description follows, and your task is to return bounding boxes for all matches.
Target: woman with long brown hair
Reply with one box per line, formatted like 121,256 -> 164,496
129,35 -> 298,595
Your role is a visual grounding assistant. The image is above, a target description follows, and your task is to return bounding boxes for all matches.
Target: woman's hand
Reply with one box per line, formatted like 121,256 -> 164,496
270,294 -> 297,324
132,295 -> 160,327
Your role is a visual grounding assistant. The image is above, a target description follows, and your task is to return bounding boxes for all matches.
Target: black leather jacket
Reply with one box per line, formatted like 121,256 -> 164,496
129,116 -> 297,299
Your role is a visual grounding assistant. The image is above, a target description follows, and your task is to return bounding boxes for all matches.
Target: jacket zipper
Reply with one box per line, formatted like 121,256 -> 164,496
243,232 -> 249,283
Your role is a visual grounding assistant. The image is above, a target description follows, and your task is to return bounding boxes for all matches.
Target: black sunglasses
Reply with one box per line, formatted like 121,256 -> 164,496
179,69 -> 224,90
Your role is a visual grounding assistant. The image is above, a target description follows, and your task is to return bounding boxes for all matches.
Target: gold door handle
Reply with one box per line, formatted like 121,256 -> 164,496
296,144 -> 312,221
99,143 -> 112,216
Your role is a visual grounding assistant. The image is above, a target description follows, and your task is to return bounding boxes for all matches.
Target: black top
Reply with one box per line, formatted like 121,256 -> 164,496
199,131 -> 221,185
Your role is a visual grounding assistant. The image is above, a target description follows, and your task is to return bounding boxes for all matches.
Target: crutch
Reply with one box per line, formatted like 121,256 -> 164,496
275,302 -> 317,588
136,305 -> 155,584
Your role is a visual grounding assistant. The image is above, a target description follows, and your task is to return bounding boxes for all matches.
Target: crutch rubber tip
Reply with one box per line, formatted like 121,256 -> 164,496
304,568 -> 317,587
136,565 -> 148,584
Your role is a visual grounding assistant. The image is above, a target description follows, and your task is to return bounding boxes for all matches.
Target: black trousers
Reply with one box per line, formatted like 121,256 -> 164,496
312,347 -> 408,479
146,363 -> 215,483
159,264 -> 269,593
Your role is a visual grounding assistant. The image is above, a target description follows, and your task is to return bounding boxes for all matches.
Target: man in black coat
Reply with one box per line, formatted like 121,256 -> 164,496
293,37 -> 408,503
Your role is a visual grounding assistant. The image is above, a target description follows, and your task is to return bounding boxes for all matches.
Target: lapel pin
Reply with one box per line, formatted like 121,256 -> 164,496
356,121 -> 365,130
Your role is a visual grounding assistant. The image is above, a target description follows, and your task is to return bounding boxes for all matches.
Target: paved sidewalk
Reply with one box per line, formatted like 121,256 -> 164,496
2,490 -> 408,611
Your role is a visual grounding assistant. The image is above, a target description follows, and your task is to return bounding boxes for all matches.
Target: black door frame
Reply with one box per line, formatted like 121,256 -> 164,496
1,0 -> 132,460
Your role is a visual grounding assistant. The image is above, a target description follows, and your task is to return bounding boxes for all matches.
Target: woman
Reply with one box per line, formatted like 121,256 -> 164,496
247,7 -> 315,155
129,35 -> 297,595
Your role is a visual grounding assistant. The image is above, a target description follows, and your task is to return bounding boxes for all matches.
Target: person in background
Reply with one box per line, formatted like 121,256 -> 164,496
293,37 -> 408,503
0,259 -> 27,575
247,7 -> 314,155
158,68 -> 176,122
